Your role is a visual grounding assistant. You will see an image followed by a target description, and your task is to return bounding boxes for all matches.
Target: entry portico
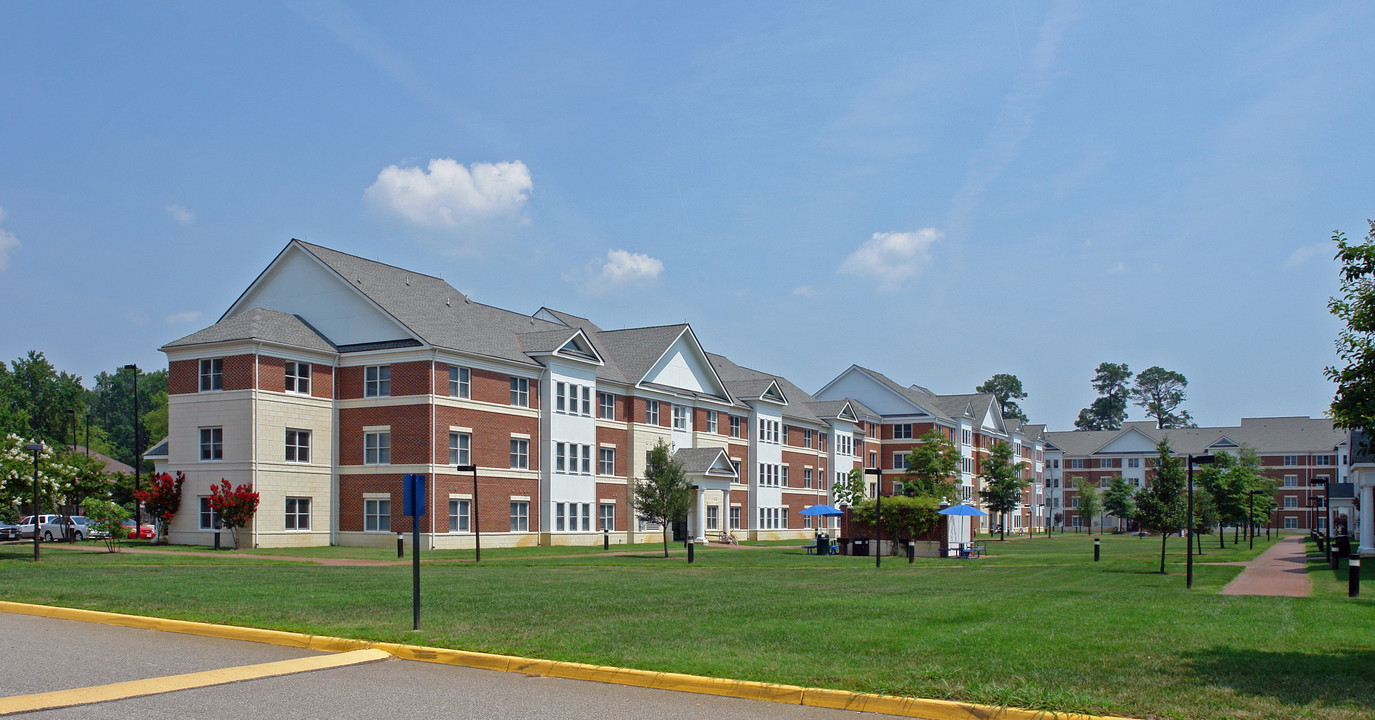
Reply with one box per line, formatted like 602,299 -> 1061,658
675,447 -> 738,544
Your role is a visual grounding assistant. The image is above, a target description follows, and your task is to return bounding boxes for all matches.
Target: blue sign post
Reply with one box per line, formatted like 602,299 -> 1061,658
403,474 -> 426,630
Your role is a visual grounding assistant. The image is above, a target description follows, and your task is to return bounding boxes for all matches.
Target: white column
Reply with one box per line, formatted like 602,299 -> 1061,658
694,487 -> 707,544
1359,482 -> 1373,555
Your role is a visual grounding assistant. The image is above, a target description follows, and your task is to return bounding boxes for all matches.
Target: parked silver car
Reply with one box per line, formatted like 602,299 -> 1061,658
17,515 -> 60,539
39,515 -> 95,541
0,522 -> 20,541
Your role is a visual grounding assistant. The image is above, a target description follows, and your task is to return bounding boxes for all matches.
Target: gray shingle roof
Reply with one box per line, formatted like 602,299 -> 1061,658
596,325 -> 691,384
532,308 -> 628,383
516,328 -> 581,355
673,447 -> 736,476
846,366 -> 956,424
163,308 -> 336,353
706,353 -> 824,423
1046,417 -> 1343,457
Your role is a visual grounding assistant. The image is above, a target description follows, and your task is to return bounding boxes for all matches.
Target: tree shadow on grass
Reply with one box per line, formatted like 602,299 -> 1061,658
1179,647 -> 1375,710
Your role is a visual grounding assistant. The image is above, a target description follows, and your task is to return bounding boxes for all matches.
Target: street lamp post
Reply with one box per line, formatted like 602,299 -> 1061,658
24,442 -> 43,561
864,467 -> 883,568
122,364 -> 141,538
1313,477 -> 1331,561
1187,454 -> 1215,590
456,464 -> 479,562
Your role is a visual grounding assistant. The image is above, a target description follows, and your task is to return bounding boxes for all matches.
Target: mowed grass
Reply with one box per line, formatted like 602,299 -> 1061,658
3,533 -> 1372,720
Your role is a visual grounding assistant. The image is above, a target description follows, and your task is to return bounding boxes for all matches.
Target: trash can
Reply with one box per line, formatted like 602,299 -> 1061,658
1336,536 -> 1351,558
816,533 -> 829,558
837,538 -> 852,556
852,539 -> 870,556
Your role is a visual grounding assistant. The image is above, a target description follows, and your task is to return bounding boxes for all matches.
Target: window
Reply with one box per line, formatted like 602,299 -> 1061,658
364,498 -> 390,532
285,497 -> 310,530
599,392 -> 615,420
581,386 -> 591,416
803,429 -> 813,448
556,382 -> 566,412
1052,459 -> 1060,469
706,505 -> 719,530
285,429 -> 310,463
599,503 -> 615,531
285,362 -> 310,394
1127,458 -> 1140,468
199,358 -> 223,391
510,438 -> 529,469
893,452 -> 910,470
510,501 -> 529,532
365,366 -> 391,397
509,377 -> 529,407
200,427 -> 223,461
730,416 -> 741,438
1284,516 -> 1298,529
869,451 -> 878,469
599,447 -> 615,475
1283,475 -> 1298,487
781,466 -> 790,487
1283,496 -> 1298,508
555,382 -> 589,415
672,405 -> 689,430
1315,455 -> 1334,466
730,506 -> 741,529
1100,458 -> 1113,468
707,410 -> 718,433
961,428 -> 972,446
893,424 -> 913,439
556,442 -> 566,472
804,468 -> 813,488
449,499 -> 470,532
198,497 -> 218,530
782,426 -> 789,445
364,432 -> 390,465
1283,455 -> 1299,466
449,366 -> 470,398
646,399 -> 660,425
1070,459 -> 1085,469
449,432 -> 470,466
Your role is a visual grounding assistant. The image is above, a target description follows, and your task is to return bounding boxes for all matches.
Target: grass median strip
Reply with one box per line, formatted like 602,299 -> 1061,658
0,648 -> 390,716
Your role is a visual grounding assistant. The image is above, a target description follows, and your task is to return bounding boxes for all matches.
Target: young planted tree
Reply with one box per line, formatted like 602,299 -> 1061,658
135,471 -> 185,544
1130,367 -> 1195,429
1074,477 -> 1102,534
1191,484 -> 1219,556
632,440 -> 691,558
1074,362 -> 1133,431
976,374 -> 1028,422
1102,476 -> 1136,532
902,428 -> 962,500
850,494 -> 942,549
833,467 -> 868,507
1326,219 -> 1375,437
80,496 -> 129,553
208,478 -> 260,549
1135,438 -> 1187,573
977,441 -> 1026,540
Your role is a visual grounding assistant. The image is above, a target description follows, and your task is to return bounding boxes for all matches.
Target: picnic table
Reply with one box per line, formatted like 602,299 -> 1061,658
954,541 -> 985,559
802,543 -> 839,555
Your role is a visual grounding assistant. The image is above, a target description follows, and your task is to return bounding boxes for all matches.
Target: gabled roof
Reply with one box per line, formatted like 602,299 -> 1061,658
516,328 -> 603,365
532,308 -> 628,383
1046,417 -> 1343,458
673,447 -> 739,478
705,353 -> 828,423
162,308 -> 336,353
74,445 -> 136,475
596,324 -> 693,384
819,366 -> 954,424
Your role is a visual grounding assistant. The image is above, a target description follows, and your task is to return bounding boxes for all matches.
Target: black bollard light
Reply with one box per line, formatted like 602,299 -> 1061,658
687,541 -> 694,564
603,527 -> 609,551
907,542 -> 915,564
397,532 -> 404,559
1094,537 -> 1101,562
1350,552 -> 1360,598
214,522 -> 221,551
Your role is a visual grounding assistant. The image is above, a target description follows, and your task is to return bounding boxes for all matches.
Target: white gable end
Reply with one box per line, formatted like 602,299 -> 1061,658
981,406 -> 1003,433
1097,428 -> 1159,454
814,369 -> 926,416
643,335 -> 723,396
232,247 -> 412,347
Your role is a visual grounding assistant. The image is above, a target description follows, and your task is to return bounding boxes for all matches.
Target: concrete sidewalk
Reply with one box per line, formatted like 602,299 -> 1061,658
1218,535 -> 1310,597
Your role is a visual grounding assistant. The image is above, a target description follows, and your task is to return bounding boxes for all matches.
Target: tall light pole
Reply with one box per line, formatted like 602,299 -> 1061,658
1313,477 -> 1330,561
456,464 -> 479,562
1187,454 -> 1215,590
864,467 -> 883,568
24,442 -> 43,561
123,364 -> 141,537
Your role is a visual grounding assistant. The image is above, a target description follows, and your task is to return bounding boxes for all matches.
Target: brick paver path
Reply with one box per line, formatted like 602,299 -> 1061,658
1218,535 -> 1310,597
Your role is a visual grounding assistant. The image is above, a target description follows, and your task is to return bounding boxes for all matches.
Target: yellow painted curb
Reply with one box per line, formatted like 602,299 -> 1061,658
0,648 -> 389,715
1,601 -> 1134,720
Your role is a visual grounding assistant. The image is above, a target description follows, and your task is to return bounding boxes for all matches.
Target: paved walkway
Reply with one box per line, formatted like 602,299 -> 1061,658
1218,535 -> 1310,597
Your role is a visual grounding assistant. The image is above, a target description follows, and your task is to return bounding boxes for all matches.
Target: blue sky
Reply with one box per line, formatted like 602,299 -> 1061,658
1,2 -> 1371,430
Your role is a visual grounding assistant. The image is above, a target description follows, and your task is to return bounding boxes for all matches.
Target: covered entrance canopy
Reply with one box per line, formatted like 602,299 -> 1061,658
674,447 -> 739,543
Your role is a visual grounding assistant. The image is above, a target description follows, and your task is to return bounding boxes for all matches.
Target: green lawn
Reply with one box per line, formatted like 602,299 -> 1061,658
2,533 -> 1372,720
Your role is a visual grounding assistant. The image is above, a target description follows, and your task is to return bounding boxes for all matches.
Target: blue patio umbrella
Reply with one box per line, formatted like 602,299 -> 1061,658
798,504 -> 845,517
938,504 -> 988,517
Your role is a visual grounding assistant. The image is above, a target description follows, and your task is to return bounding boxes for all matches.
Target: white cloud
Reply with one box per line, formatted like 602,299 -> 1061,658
164,311 -> 203,325
364,158 -> 532,229
578,249 -> 664,296
1286,243 -> 1329,267
792,285 -> 817,297
838,229 -> 943,292
0,208 -> 18,271
165,204 -> 195,224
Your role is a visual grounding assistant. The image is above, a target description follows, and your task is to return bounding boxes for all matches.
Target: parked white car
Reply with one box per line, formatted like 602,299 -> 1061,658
39,515 -> 96,541
17,515 -> 60,539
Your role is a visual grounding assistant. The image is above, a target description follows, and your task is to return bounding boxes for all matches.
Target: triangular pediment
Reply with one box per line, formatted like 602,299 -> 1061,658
814,366 -> 934,417
836,402 -> 858,423
556,331 -> 603,364
1207,436 -> 1239,450
225,242 -> 416,348
981,404 -> 1005,435
1093,426 -> 1160,455
640,328 -> 731,399
759,379 -> 788,405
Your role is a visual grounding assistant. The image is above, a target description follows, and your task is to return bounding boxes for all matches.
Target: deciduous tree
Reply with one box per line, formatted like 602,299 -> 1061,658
1074,477 -> 1102,534
833,467 -> 867,507
977,441 -> 1026,540
208,478 -> 259,550
1134,438 -> 1187,573
1102,476 -> 1136,532
632,440 -> 691,557
902,428 -> 962,501
1074,362 -> 1133,431
1326,220 -> 1375,439
135,471 -> 185,544
80,496 -> 129,553
976,374 -> 1028,422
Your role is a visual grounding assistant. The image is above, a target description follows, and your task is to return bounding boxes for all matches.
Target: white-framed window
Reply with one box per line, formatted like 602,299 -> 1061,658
730,416 -> 741,438
1070,459 -> 1085,469
449,499 -> 470,532
1284,516 -> 1298,529
285,497 -> 310,530
961,428 -> 972,446
200,427 -> 223,461
672,405 -> 689,430
449,366 -> 470,398
510,438 -> 529,469
782,426 -> 790,445
598,392 -> 615,420
285,429 -> 310,463
707,410 -> 718,433
449,432 -> 470,466
599,503 -> 615,531
581,386 -> 591,416
556,502 -> 590,532
1072,516 -> 1082,528
1283,496 -> 1298,508
781,466 -> 790,487
892,452 -> 909,470
510,501 -> 529,532
758,419 -> 780,444
1099,458 -> 1113,468
1127,458 -> 1140,468
285,362 -> 310,394
579,444 -> 591,474
510,377 -> 529,407
198,497 -> 218,530
646,399 -> 660,425
892,424 -> 913,439
869,451 -> 878,469
803,429 -> 813,448
599,447 -> 615,475
556,382 -> 568,412
364,431 -> 390,465
364,365 -> 391,397
706,505 -> 719,530
199,358 -> 223,391
1283,455 -> 1299,466
730,506 -> 741,529
804,468 -> 813,488
1283,475 -> 1298,487
364,498 -> 391,532
1315,454 -> 1334,466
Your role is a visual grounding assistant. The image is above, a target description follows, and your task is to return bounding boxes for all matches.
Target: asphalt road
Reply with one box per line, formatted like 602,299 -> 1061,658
1,613 -> 910,720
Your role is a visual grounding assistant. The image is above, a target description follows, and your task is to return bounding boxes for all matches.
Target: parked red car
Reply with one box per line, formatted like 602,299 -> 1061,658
121,520 -> 156,540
